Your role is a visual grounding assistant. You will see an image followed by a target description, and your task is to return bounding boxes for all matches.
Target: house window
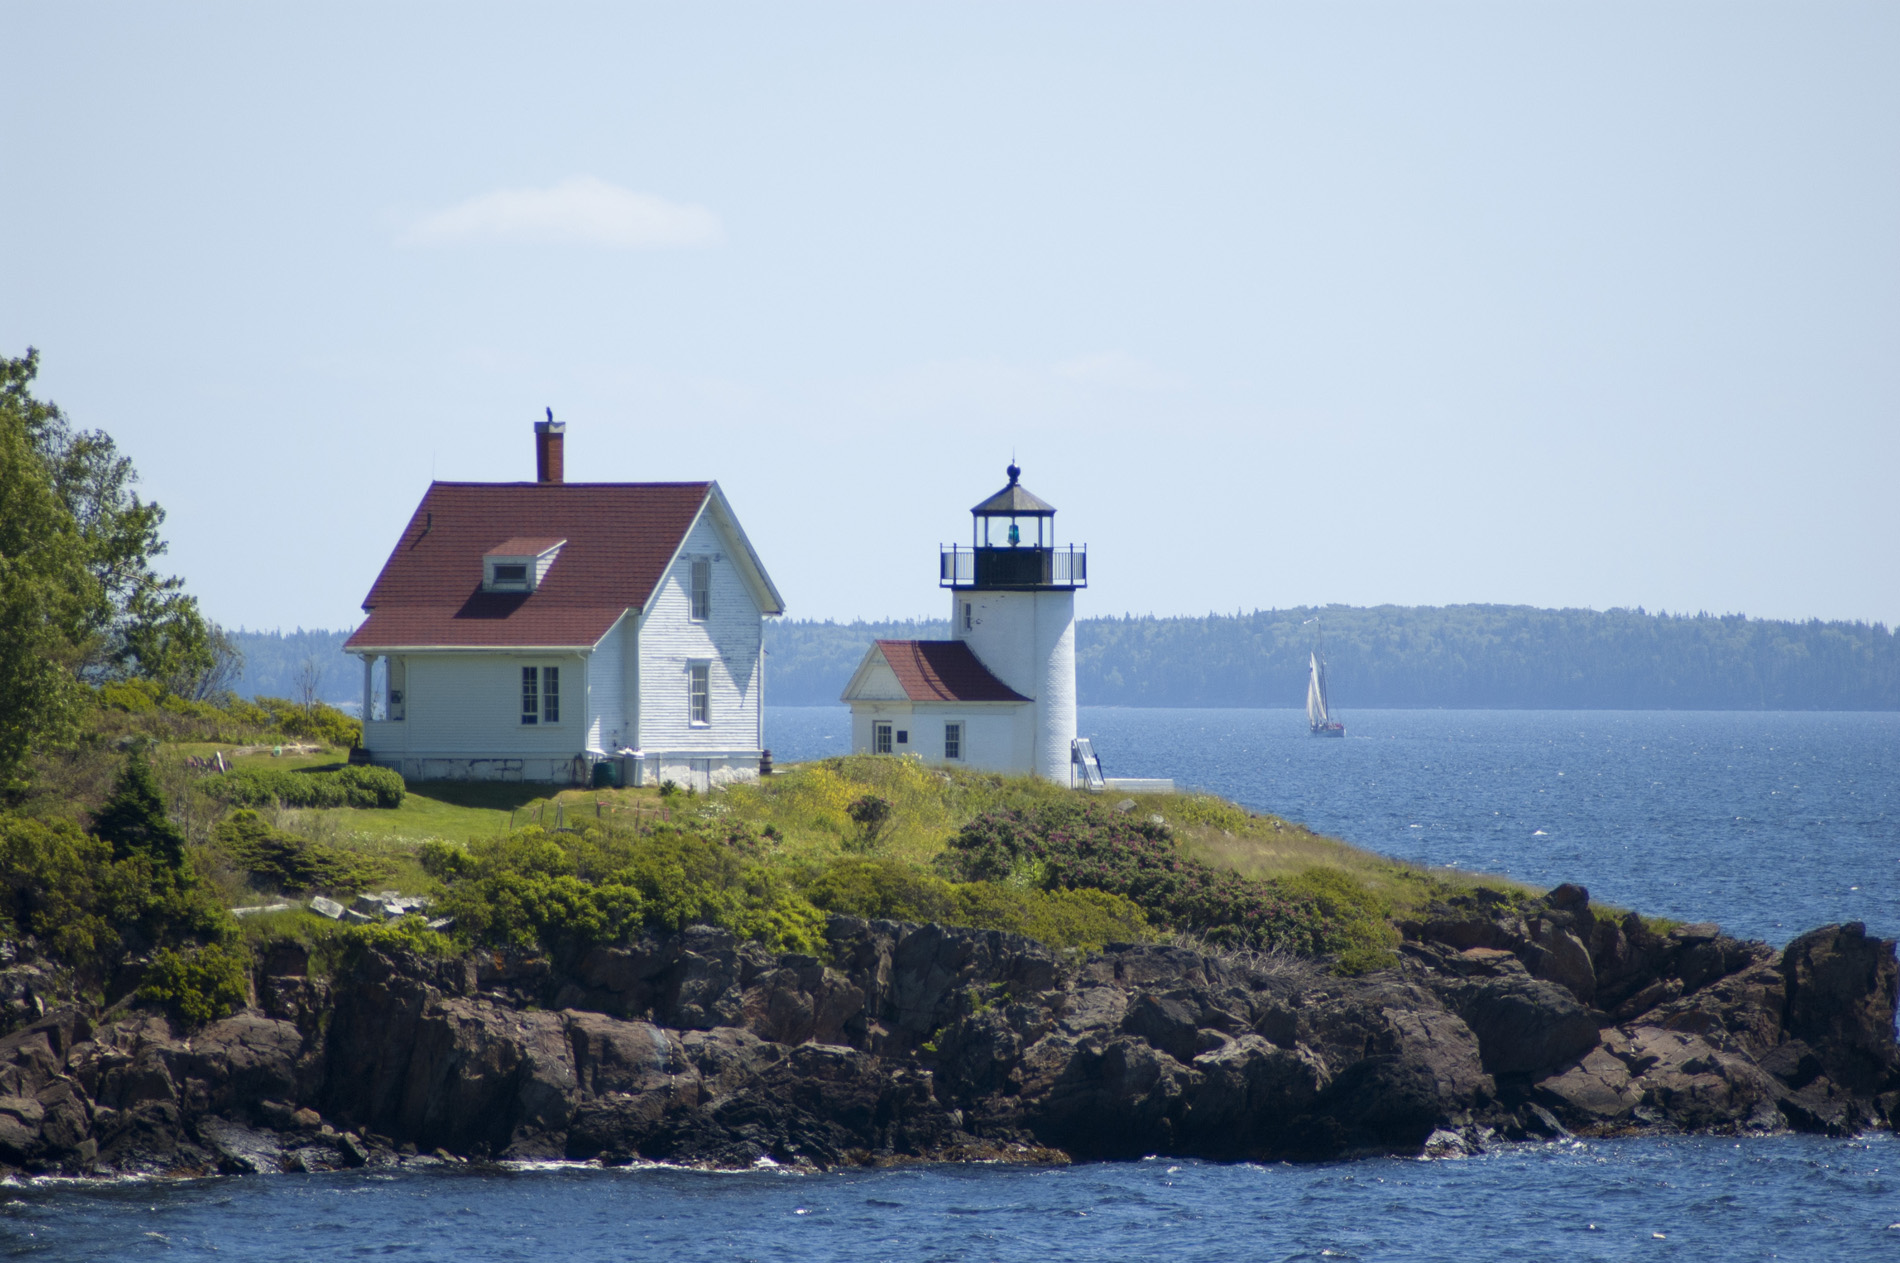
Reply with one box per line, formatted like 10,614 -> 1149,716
690,559 -> 711,621
962,602 -> 972,632
689,662 -> 710,725
944,722 -> 962,761
521,665 -> 559,724
873,722 -> 893,755
492,563 -> 529,588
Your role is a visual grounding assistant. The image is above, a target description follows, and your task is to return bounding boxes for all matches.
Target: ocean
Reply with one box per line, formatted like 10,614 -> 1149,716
6,708 -> 1897,1260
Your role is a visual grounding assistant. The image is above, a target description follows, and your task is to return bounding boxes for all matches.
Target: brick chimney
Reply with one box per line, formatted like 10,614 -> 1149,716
534,415 -> 565,484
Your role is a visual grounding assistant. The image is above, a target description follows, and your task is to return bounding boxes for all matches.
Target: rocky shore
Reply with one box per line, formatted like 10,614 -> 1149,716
3,884 -> 1896,1177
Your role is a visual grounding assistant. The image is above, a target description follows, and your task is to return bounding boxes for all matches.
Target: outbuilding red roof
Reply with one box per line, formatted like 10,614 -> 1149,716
345,481 -> 711,650
873,640 -> 1029,703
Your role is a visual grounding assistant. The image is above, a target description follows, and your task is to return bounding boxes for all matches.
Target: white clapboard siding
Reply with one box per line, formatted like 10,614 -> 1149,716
587,614 -> 630,752
402,651 -> 592,756
849,703 -> 1027,774
638,512 -> 763,753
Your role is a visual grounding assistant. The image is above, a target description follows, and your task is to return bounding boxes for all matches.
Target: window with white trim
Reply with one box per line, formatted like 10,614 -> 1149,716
688,661 -> 710,725
873,721 -> 893,755
690,558 -> 711,622
944,722 -> 962,761
521,666 -> 560,724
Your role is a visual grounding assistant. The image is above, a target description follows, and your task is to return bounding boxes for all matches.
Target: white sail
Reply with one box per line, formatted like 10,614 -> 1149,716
1307,652 -> 1330,727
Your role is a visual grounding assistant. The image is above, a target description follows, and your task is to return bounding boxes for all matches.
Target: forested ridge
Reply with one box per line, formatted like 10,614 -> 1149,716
246,607 -> 1899,711
762,606 -> 1899,710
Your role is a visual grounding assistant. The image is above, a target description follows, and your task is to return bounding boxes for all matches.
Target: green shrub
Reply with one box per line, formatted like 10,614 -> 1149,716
212,809 -> 389,894
0,814 -> 233,977
338,915 -> 453,960
202,764 -> 404,809
950,883 -> 1153,952
803,856 -> 959,923
96,680 -> 160,713
139,943 -> 251,1026
92,751 -> 189,868
845,794 -> 893,851
426,825 -> 826,954
945,801 -> 1352,955
1171,794 -> 1251,833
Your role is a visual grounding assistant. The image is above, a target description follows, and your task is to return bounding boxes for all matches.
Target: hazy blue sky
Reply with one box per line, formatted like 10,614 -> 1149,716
6,3 -> 1896,630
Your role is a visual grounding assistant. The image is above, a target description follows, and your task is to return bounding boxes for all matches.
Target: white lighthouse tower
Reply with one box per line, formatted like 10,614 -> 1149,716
943,464 -> 1085,782
842,463 -> 1087,783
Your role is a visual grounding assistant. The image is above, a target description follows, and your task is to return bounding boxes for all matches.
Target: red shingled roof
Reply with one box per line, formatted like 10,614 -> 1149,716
485,536 -> 567,557
346,481 -> 711,649
873,640 -> 1029,702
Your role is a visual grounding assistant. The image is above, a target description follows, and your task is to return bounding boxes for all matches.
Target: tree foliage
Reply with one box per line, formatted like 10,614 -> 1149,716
91,751 -> 189,868
0,348 -> 222,789
212,808 -> 390,894
0,813 -> 232,979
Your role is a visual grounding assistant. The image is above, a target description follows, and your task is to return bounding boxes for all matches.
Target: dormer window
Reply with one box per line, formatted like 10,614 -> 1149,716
483,537 -> 566,593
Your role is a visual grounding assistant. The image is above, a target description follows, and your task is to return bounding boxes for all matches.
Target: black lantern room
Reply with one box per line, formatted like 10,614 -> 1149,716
941,463 -> 1087,590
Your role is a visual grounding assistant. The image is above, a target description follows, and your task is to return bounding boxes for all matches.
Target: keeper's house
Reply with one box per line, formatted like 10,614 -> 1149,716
345,419 -> 784,788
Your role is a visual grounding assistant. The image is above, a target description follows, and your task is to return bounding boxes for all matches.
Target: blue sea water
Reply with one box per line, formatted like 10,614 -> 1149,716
7,1139 -> 1899,1261
8,708 -> 1897,1260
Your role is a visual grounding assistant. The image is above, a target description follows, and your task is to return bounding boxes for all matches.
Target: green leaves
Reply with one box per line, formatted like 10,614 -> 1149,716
201,764 -> 404,809
0,347 -> 221,788
139,944 -> 251,1027
212,809 -> 390,895
92,752 -> 189,868
0,811 -> 232,981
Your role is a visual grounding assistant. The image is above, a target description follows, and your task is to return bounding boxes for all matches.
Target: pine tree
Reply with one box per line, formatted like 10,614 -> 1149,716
92,751 -> 188,869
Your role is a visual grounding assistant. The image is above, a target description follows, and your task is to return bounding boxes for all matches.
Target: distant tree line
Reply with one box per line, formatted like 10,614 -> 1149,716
761,606 -> 1900,710
223,628 -> 360,706
224,607 -> 1900,713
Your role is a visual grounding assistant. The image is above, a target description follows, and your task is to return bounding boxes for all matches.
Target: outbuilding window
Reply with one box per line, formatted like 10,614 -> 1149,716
873,722 -> 893,755
688,662 -> 711,725
690,559 -> 711,621
944,722 -> 962,761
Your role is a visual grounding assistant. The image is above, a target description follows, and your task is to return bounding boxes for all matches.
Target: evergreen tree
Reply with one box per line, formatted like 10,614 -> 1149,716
92,752 -> 188,869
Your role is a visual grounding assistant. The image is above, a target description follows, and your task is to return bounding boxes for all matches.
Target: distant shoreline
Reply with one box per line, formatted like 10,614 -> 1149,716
224,605 -> 1900,712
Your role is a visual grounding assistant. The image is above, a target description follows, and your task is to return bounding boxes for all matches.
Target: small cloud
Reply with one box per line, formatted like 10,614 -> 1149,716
403,177 -> 722,249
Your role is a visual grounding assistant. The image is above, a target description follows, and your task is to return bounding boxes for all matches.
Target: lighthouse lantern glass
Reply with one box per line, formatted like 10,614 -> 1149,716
979,513 -> 1047,548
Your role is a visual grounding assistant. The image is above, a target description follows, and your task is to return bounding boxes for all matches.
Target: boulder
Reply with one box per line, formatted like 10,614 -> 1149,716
1432,974 -> 1600,1079
1781,923 -> 1900,1096
1535,1046 -> 1641,1125
1614,1026 -> 1782,1132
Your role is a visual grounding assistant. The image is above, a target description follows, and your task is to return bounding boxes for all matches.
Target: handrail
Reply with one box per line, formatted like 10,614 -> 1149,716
939,544 -> 1087,588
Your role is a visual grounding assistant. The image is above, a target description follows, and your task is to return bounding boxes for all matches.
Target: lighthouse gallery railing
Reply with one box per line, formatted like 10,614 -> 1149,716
939,544 -> 1087,588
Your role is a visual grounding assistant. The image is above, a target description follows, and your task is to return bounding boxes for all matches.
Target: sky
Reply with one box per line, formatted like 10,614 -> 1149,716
5,3 -> 1897,631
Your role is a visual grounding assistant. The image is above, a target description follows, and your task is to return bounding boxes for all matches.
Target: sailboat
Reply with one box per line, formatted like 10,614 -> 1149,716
1307,650 -> 1345,737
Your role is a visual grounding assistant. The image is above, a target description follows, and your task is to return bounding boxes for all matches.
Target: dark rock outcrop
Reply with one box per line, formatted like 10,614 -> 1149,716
1,892 -> 1895,1177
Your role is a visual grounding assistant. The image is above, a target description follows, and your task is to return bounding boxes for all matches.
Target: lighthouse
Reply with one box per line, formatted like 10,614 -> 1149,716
841,463 -> 1087,784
